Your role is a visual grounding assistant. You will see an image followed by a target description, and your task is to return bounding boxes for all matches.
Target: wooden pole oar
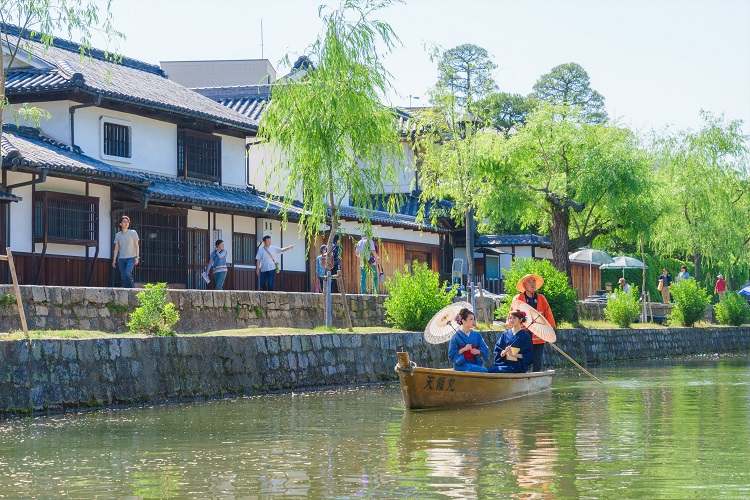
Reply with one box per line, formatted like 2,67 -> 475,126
549,342 -> 603,384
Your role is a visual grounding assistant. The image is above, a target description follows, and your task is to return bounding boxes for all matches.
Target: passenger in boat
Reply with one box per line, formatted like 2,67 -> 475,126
513,274 -> 556,372
489,310 -> 534,373
448,308 -> 490,372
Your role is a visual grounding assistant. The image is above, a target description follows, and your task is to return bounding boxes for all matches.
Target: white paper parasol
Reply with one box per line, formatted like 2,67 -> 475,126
424,301 -> 474,344
510,300 -> 557,343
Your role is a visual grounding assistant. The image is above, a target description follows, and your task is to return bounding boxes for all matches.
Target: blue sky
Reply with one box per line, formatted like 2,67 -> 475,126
100,0 -> 749,133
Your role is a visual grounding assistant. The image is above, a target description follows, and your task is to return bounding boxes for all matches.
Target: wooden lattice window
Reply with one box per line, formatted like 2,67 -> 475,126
103,122 -> 131,158
177,128 -> 222,182
232,232 -> 257,265
33,192 -> 99,244
121,209 -> 187,286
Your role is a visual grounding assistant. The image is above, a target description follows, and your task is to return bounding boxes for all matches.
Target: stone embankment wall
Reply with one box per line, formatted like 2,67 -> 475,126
2,326 -> 749,416
0,285 -> 497,333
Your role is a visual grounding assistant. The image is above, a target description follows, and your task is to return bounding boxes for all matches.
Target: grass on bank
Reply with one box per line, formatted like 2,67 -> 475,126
0,320 -> 741,341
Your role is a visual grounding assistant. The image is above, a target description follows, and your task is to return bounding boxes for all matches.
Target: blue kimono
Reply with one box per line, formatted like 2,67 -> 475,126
448,329 -> 490,372
489,329 -> 534,373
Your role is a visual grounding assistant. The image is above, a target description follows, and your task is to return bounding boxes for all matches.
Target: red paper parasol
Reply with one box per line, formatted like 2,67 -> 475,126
510,300 -> 557,343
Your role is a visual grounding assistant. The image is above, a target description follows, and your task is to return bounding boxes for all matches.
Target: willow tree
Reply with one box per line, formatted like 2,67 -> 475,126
651,112 -> 750,283
1,0 -> 122,138
479,103 -> 651,277
415,43 -> 497,284
258,0 -> 402,255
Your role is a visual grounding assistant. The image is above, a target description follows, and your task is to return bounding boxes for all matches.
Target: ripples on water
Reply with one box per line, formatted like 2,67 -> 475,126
1,356 -> 749,498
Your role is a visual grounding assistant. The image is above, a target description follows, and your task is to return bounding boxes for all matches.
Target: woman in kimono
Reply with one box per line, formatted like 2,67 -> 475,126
489,309 -> 534,373
448,308 -> 490,372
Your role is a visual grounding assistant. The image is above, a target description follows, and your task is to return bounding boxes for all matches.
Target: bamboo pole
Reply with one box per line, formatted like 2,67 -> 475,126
549,342 -> 603,384
2,248 -> 29,339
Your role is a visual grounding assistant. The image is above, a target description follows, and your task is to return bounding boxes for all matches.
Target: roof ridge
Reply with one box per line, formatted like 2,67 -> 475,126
2,22 -> 165,77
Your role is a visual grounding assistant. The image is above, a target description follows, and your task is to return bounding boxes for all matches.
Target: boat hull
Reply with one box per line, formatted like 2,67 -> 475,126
396,351 -> 554,410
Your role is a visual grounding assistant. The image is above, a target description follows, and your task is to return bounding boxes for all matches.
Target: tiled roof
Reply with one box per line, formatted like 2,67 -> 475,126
2,24 -> 258,132
142,173 -> 300,218
476,234 -> 552,248
192,85 -> 270,121
1,124 -> 149,185
0,190 -> 21,203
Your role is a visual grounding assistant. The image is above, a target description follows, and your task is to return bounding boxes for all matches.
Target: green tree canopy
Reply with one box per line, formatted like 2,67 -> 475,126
479,103 -> 651,276
416,43 -> 499,281
258,0 -> 403,249
434,43 -> 497,110
475,92 -> 533,137
531,62 -> 607,124
650,111 -> 750,283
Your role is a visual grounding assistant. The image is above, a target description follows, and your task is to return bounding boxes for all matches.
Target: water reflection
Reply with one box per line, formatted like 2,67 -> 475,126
0,357 -> 749,498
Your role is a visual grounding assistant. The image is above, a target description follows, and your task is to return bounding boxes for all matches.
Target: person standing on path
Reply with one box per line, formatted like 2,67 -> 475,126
714,274 -> 727,301
330,234 -> 341,293
206,239 -> 228,290
315,245 -> 328,293
512,274 -> 556,372
355,235 -> 379,294
112,215 -> 139,288
255,235 -> 294,291
618,277 -> 631,294
659,268 -> 673,303
677,265 -> 690,282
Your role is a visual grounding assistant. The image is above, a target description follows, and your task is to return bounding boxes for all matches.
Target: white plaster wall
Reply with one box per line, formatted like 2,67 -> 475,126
248,143 -> 301,199
187,210 -> 209,230
280,222 -> 306,272
221,135 -> 249,188
514,246 -> 533,259
536,248 -> 553,260
74,107 -> 177,175
5,101 -> 73,144
7,172 -> 33,253
233,215 -> 256,234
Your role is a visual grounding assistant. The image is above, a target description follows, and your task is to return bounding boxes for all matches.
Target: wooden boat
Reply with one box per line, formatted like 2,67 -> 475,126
395,351 -> 554,410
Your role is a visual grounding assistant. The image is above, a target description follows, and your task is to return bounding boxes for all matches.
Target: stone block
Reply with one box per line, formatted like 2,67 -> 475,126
31,286 -> 47,303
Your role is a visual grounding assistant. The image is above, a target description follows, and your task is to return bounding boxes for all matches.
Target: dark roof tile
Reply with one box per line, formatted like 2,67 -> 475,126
3,24 -> 258,132
476,234 -> 552,248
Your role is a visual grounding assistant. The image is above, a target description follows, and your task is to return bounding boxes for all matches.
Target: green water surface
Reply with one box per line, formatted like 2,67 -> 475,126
1,355 -> 749,498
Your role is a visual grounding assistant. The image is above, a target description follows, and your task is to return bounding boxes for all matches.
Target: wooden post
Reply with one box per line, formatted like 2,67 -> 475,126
2,248 -> 29,339
647,292 -> 654,324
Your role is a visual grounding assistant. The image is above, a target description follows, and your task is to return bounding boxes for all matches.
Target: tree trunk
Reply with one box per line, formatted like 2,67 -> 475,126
551,208 -> 572,283
693,249 -> 701,282
325,212 -> 353,332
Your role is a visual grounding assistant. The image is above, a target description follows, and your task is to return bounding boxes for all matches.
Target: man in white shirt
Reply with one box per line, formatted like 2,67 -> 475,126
355,235 -> 379,294
255,235 -> 294,291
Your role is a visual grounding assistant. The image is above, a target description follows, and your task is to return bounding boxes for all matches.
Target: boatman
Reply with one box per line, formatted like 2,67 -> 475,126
513,274 -> 556,372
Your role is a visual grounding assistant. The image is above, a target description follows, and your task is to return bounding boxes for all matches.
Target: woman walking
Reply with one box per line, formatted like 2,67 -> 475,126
112,215 -> 140,288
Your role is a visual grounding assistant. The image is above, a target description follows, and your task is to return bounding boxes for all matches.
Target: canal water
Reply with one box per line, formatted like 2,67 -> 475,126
1,355 -> 749,498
